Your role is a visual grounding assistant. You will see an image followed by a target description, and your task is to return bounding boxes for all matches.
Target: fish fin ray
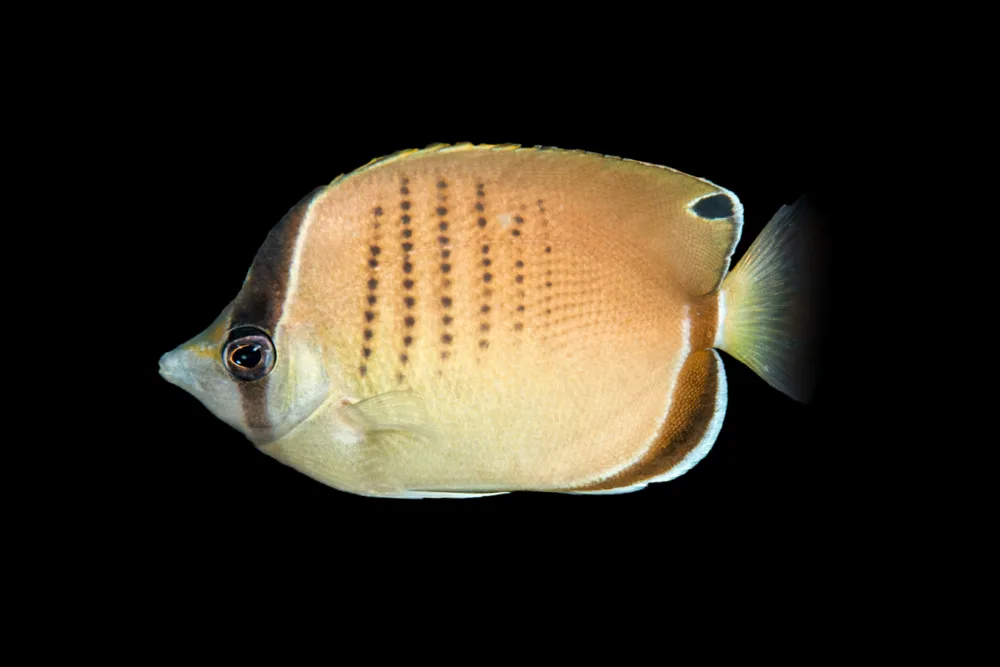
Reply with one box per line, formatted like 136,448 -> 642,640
717,196 -> 828,402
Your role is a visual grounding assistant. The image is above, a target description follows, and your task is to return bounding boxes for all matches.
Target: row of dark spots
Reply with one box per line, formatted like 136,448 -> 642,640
437,179 -> 454,361
399,178 -> 413,383
476,183 -> 490,350
361,207 -> 384,377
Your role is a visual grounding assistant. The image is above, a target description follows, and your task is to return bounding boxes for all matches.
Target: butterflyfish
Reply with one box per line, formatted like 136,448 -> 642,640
159,144 -> 823,499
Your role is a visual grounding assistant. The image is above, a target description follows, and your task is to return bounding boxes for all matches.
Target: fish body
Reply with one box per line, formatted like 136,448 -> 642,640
159,144 -> 821,498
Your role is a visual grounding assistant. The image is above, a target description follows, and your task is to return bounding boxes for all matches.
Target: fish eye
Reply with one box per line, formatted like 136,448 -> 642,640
223,326 -> 275,381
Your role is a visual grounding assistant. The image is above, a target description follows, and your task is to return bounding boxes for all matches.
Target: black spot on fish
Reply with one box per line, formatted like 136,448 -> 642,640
400,353 -> 409,363
368,259 -> 378,268
405,296 -> 415,308
483,273 -> 492,282
437,207 -> 447,216
545,246 -> 552,253
401,187 -> 410,195
482,244 -> 489,253
370,246 -> 381,255
516,305 -> 525,312
439,222 -> 448,231
546,282 -> 552,287
481,304 -> 490,313
404,262 -> 413,273
482,258 -> 491,267
512,229 -> 521,237
443,315 -> 453,325
439,236 -> 449,245
441,263 -> 451,273
442,249 -> 451,259
374,207 -> 383,216
442,297 -> 452,308
365,311 -> 375,322
401,201 -> 411,210
516,275 -> 524,283
364,329 -> 374,339
475,202 -> 484,212
402,242 -> 414,252
437,180 -> 447,189
691,193 -> 734,219
480,323 -> 489,332
478,217 -> 487,228
404,316 -> 415,327
367,295 -> 377,305
442,334 -> 453,344
515,216 -> 523,224
402,214 -> 411,224
479,339 -> 489,349
404,335 -> 413,346
404,279 -> 414,289
368,279 -> 378,290
515,260 -> 524,268
363,347 -> 371,358
402,228 -> 412,239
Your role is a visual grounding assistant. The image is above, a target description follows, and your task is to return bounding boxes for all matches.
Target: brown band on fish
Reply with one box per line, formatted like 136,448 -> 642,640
569,349 -> 721,491
229,186 -> 323,433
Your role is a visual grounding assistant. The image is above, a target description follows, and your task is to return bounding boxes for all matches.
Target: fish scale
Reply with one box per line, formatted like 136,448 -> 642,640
159,143 -> 823,498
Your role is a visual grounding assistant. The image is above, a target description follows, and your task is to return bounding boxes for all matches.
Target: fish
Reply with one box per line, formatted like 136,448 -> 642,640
158,143 -> 824,499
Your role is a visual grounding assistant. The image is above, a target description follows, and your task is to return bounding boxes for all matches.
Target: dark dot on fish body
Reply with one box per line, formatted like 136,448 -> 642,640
442,334 -> 453,344
483,258 -> 492,267
400,353 -> 409,363
516,275 -> 524,283
512,229 -> 521,237
475,202 -> 485,212
437,180 -> 447,189
404,279 -> 414,289
441,263 -> 451,273
483,273 -> 493,282
368,259 -> 378,268
482,244 -> 490,254
363,347 -> 371,358
403,242 -> 414,252
405,296 -> 415,308
437,207 -> 448,216
365,311 -> 375,322
691,193 -> 734,219
546,282 -> 552,287
370,246 -> 381,255
516,260 -> 524,268
439,222 -> 448,231
478,217 -> 487,228
401,200 -> 411,210
368,295 -> 377,305
404,262 -> 413,273
442,250 -> 451,259
374,207 -> 383,216
402,215 -> 411,224
477,183 -> 485,190
442,297 -> 453,308
404,335 -> 413,346
481,304 -> 491,313
443,315 -> 453,325
479,339 -> 489,349
405,316 -> 415,327
480,323 -> 489,332
368,279 -> 378,290
515,216 -> 523,224
402,229 -> 413,239
364,329 -> 374,339
516,305 -> 525,312
401,187 -> 410,196
545,246 -> 552,253
439,236 -> 449,245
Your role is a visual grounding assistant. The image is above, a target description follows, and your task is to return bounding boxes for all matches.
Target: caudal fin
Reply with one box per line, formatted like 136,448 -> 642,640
715,196 -> 827,402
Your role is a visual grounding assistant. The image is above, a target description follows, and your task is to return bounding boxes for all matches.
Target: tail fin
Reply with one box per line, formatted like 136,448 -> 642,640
715,196 -> 828,402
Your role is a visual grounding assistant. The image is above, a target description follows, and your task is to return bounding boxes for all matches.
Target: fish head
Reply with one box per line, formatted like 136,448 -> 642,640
158,297 -> 334,447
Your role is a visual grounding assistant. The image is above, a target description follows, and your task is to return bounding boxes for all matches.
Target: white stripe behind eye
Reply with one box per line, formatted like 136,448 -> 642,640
276,195 -> 321,333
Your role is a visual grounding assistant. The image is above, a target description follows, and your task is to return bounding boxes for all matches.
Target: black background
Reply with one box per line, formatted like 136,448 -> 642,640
123,75 -> 866,567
